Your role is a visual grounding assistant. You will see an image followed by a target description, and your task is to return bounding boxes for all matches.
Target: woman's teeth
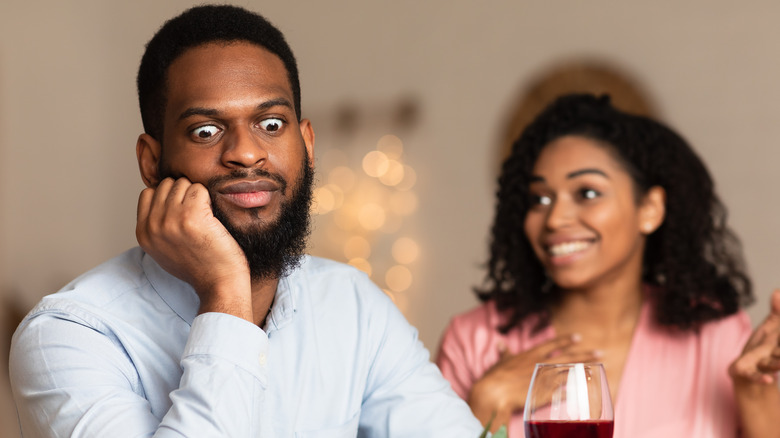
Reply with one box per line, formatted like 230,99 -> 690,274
548,240 -> 591,256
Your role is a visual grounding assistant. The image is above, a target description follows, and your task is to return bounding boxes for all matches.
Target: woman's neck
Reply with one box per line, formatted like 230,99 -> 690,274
552,275 -> 644,335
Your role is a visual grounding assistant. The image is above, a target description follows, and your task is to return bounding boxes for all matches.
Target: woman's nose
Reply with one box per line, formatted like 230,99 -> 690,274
544,198 -> 575,230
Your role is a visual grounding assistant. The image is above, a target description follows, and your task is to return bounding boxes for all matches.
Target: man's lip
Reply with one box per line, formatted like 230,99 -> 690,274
219,180 -> 281,194
216,180 -> 281,209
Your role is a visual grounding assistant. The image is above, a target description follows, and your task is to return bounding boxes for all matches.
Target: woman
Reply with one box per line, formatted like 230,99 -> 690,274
436,94 -> 780,438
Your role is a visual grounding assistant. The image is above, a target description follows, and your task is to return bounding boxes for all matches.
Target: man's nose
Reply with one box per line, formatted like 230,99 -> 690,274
221,126 -> 268,168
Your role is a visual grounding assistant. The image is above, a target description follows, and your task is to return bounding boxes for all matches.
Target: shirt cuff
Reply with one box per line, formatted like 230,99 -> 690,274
184,312 -> 269,384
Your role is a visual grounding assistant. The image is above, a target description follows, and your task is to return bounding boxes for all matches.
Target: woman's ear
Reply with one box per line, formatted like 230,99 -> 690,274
639,186 -> 666,235
136,134 -> 162,188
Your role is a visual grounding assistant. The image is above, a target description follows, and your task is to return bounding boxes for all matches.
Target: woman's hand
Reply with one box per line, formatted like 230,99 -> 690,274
729,289 -> 780,438
730,289 -> 780,384
467,334 -> 601,432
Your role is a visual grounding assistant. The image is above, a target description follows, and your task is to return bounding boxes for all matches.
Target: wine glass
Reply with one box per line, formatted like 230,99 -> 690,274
523,363 -> 614,438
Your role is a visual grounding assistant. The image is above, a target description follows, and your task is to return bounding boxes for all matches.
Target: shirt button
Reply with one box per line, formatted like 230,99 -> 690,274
258,353 -> 267,366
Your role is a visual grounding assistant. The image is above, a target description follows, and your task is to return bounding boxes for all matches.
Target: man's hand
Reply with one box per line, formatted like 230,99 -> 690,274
467,334 -> 600,432
136,177 -> 253,321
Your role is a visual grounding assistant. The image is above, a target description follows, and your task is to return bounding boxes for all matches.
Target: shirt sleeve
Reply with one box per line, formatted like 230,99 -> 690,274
10,309 -> 267,437
355,276 -> 483,438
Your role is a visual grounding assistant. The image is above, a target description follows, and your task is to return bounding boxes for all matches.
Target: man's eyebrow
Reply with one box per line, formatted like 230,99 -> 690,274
528,168 -> 609,183
178,97 -> 294,121
256,97 -> 293,112
178,107 -> 218,120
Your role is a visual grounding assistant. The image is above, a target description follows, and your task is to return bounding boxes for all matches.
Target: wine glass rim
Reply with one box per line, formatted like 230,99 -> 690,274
534,362 -> 605,368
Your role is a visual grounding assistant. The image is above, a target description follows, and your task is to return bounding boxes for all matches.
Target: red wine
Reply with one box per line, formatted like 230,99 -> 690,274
525,420 -> 613,438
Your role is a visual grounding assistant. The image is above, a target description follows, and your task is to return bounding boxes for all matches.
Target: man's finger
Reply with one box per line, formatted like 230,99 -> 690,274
149,178 -> 175,217
137,188 -> 154,222
165,177 -> 193,207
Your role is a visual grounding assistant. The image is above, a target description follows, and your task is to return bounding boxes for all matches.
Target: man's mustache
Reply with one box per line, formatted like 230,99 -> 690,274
205,168 -> 288,194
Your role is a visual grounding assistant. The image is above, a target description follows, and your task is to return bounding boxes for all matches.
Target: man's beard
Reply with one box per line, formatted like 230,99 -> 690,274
160,154 -> 313,282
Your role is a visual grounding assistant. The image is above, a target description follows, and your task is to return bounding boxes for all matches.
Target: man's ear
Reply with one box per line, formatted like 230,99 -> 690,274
299,119 -> 315,166
136,133 -> 162,188
639,185 -> 666,235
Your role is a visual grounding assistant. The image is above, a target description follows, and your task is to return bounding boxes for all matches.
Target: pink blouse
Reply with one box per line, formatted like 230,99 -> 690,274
435,299 -> 752,438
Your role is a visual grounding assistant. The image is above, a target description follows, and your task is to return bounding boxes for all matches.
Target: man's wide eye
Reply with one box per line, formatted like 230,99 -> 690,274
192,125 -> 220,139
259,118 -> 283,132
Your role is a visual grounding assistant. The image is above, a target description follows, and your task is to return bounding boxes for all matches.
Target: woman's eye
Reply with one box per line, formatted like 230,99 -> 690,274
580,188 -> 600,200
259,118 -> 284,132
531,194 -> 552,206
191,125 -> 220,139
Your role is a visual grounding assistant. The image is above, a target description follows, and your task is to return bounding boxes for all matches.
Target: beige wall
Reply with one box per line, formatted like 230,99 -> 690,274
3,1 -> 780,436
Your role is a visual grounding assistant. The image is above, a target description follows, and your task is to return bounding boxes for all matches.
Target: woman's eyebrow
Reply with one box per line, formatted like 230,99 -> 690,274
529,168 -> 608,183
567,168 -> 609,179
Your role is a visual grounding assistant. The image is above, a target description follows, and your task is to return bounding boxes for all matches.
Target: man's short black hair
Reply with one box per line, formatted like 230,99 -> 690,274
137,4 -> 301,140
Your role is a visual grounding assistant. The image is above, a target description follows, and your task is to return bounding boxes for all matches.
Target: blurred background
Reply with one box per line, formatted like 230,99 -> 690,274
3,0 -> 780,435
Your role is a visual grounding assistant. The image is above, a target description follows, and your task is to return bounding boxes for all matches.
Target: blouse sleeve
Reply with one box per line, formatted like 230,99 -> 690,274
435,316 -> 478,401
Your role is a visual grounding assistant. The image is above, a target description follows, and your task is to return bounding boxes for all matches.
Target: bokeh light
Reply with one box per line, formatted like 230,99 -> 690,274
385,265 -> 413,292
348,257 -> 372,276
344,235 -> 371,260
377,134 -> 404,159
392,237 -> 419,264
328,166 -> 357,191
334,203 -> 360,231
362,150 -> 389,177
312,186 -> 335,215
395,165 -> 417,191
379,160 -> 405,186
358,203 -> 386,230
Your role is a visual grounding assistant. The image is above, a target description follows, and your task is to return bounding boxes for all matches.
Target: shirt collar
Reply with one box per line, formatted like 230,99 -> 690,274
141,250 -> 303,329
142,251 -> 200,325
264,256 -> 307,333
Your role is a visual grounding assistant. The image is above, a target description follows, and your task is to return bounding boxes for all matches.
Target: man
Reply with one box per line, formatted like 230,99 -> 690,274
9,5 -> 482,437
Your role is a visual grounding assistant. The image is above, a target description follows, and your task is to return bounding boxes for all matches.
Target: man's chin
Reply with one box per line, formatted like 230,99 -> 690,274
225,220 -> 276,238
217,205 -> 278,231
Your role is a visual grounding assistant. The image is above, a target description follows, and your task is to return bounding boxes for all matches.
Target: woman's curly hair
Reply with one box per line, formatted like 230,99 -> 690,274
477,93 -> 753,333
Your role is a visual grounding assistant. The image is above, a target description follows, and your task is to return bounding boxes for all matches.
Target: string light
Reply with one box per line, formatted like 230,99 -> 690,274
312,132 -> 419,309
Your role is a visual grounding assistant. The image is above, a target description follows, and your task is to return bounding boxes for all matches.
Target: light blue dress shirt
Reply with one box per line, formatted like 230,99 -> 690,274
10,247 -> 482,437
